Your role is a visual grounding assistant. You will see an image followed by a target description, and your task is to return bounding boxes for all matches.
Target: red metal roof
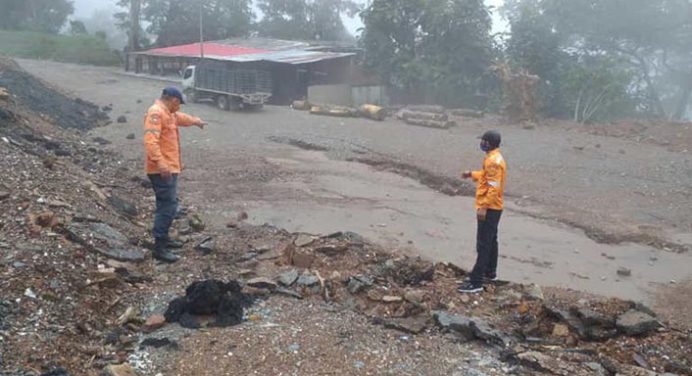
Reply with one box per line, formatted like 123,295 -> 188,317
146,42 -> 268,58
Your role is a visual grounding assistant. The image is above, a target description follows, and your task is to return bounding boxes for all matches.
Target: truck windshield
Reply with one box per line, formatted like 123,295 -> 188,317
183,69 -> 193,79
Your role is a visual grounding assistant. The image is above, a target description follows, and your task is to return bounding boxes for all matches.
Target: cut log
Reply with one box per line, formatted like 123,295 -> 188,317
450,108 -> 485,118
310,105 -> 358,118
406,104 -> 446,114
403,118 -> 455,129
359,104 -> 387,121
400,110 -> 448,122
292,100 -> 311,111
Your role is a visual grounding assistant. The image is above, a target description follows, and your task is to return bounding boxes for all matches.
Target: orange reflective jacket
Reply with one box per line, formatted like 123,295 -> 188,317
143,100 -> 201,174
471,148 -> 507,210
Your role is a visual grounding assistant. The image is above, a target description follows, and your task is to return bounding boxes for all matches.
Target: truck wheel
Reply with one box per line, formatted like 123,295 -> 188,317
184,89 -> 198,103
246,104 -> 264,111
216,95 -> 230,111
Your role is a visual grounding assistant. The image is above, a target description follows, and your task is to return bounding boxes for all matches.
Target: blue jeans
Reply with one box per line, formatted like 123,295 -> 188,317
148,174 -> 178,240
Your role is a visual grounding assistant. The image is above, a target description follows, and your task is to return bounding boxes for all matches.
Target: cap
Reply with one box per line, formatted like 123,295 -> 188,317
162,86 -> 185,104
481,130 -> 501,148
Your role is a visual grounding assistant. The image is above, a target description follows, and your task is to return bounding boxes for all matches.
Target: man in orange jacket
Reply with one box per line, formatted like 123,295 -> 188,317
458,130 -> 506,293
144,87 -> 206,263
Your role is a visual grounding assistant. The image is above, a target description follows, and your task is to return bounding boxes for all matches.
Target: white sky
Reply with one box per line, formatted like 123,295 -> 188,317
72,0 -> 508,36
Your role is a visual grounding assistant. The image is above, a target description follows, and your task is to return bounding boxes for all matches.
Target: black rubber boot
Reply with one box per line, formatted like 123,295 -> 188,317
153,238 -> 180,263
167,239 -> 184,249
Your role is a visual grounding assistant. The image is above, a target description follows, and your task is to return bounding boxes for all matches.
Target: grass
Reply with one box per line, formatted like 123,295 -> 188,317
0,30 -> 121,66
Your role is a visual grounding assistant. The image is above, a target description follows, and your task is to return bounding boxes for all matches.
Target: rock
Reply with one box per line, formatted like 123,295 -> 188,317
194,237 -> 215,254
40,368 -> 71,376
140,337 -> 178,350
617,267 -> 632,277
35,211 -> 58,227
92,136 -> 111,145
108,195 -> 138,217
526,284 -> 544,300
291,249 -> 315,268
102,363 -> 138,376
0,190 -> 9,201
236,211 -> 249,221
189,215 -> 205,232
571,306 -> 615,327
142,314 -> 166,333
616,309 -> 661,336
274,287 -> 303,300
126,133 -> 135,140
238,251 -> 257,262
48,199 -> 72,209
164,280 -> 247,329
315,244 -> 349,255
347,275 -> 374,294
294,234 -> 315,247
367,288 -> 384,302
552,324 -> 570,337
116,306 -> 140,326
381,317 -> 429,334
246,277 -> 277,290
382,295 -> 403,303
517,352 -> 599,375
277,269 -> 299,287
296,272 -> 319,287
65,222 -> 146,262
226,220 -> 239,228
117,115 -> 128,123
432,311 -> 475,340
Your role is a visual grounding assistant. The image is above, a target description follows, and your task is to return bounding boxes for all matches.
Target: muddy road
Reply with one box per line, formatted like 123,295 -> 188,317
17,59 -> 692,305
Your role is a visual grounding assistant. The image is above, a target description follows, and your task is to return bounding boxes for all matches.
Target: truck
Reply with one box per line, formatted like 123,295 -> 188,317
181,63 -> 272,111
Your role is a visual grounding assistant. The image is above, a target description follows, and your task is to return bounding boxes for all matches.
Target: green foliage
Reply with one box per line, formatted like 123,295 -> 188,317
360,0 -> 495,107
69,20 -> 88,35
0,30 -> 120,66
139,0 -> 254,47
504,0 -> 692,120
0,0 -> 74,34
256,0 -> 357,41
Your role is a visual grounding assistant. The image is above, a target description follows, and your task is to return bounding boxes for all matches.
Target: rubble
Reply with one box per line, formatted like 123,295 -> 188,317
616,309 -> 662,336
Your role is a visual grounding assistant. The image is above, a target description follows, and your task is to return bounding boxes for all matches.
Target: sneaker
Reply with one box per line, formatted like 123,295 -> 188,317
458,282 -> 484,293
485,275 -> 498,282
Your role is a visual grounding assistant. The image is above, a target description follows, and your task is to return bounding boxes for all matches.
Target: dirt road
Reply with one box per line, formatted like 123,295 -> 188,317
17,59 -> 691,305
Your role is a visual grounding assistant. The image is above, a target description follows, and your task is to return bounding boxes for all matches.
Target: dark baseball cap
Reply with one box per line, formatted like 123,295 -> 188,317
162,86 -> 185,104
481,130 -> 501,148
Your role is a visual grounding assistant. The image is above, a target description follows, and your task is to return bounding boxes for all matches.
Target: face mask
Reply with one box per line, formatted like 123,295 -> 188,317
480,142 -> 491,152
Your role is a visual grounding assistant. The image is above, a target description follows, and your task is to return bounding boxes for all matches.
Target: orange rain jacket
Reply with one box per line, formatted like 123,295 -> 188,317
471,148 -> 507,210
143,100 -> 201,174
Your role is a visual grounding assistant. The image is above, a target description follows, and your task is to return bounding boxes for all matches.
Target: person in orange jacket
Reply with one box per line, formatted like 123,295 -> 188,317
458,130 -> 507,293
144,87 -> 206,263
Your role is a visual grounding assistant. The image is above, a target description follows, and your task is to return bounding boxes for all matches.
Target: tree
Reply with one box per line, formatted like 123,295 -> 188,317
360,0 -> 495,107
539,0 -> 692,120
115,0 -> 148,51
0,0 -> 74,34
69,20 -> 88,35
256,0 -> 357,41
141,0 -> 254,47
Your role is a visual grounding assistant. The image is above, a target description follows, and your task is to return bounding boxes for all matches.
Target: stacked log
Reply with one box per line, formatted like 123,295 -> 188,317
403,117 -> 456,129
450,108 -> 485,118
309,104 -> 358,118
359,104 -> 387,121
292,100 -> 311,111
